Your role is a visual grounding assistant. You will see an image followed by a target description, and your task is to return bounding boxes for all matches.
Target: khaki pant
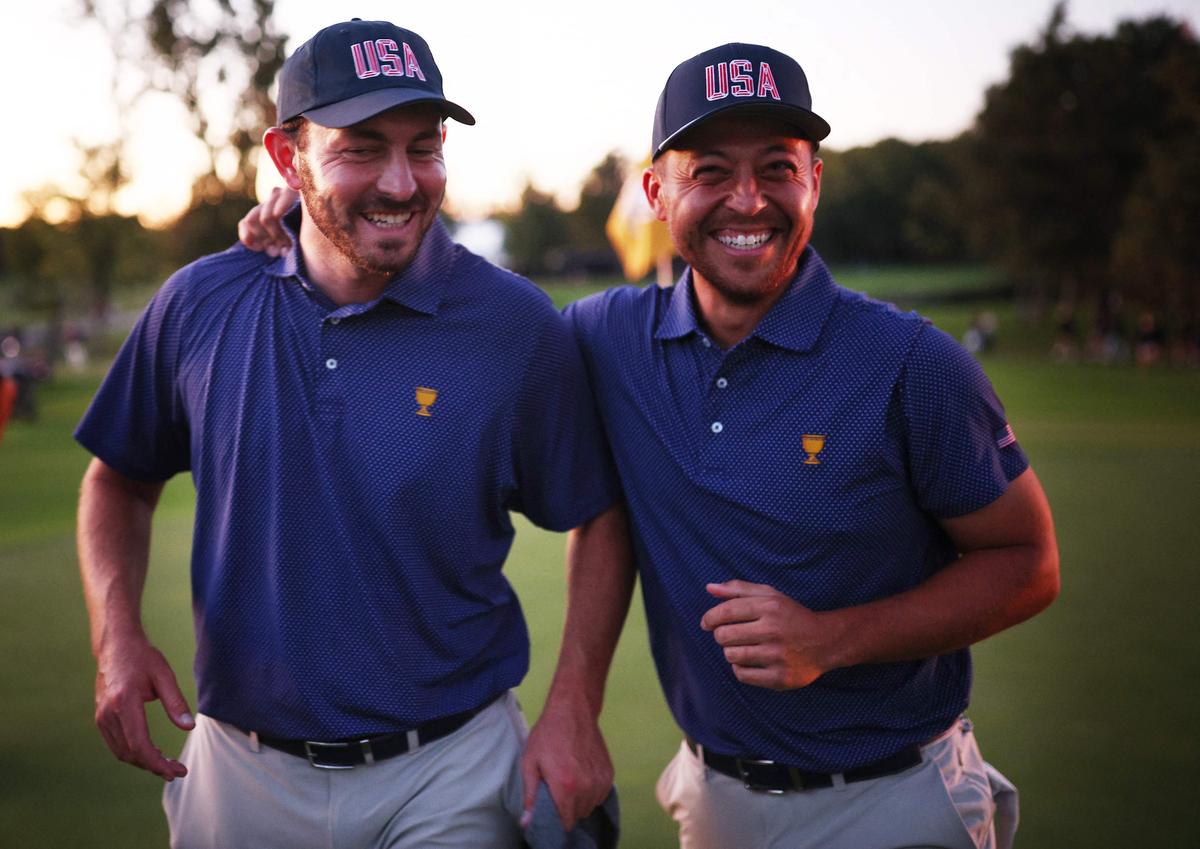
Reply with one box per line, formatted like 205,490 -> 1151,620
657,718 -> 1018,849
164,692 -> 527,849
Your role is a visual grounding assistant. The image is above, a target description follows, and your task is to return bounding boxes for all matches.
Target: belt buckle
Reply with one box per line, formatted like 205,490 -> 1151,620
303,739 -> 369,770
736,758 -> 787,795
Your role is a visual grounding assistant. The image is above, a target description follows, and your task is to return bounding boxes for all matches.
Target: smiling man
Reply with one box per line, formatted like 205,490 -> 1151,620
550,44 -> 1060,849
74,20 -> 619,848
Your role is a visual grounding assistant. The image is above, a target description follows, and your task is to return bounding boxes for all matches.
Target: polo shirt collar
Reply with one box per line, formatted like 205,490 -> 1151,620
753,248 -> 838,352
269,203 -> 455,316
653,247 -> 838,352
654,268 -> 702,341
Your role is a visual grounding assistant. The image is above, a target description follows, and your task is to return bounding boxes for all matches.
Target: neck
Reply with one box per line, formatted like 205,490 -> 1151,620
297,216 -> 392,307
691,273 -> 791,350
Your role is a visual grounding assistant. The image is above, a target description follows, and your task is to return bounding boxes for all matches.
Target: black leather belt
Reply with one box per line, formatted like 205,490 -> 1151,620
248,698 -> 495,769
686,737 -> 923,794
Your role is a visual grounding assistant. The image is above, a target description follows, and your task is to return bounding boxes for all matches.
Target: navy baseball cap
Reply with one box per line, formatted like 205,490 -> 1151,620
276,19 -> 474,128
651,43 -> 830,159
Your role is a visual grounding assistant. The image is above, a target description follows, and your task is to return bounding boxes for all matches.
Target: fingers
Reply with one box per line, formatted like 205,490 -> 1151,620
237,187 -> 296,256
728,664 -> 789,690
236,209 -> 267,251
545,770 -> 583,831
261,187 -> 296,253
519,748 -> 542,827
96,687 -> 188,780
701,595 -> 773,632
706,579 -> 779,599
94,642 -> 190,781
521,711 -> 613,832
151,663 -> 195,731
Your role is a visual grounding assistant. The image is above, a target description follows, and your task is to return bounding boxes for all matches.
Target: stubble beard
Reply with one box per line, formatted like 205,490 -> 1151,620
297,160 -> 424,278
682,224 -> 810,307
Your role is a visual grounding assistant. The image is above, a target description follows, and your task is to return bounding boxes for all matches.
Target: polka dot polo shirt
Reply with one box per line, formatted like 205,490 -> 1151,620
76,216 -> 618,740
567,247 -> 1027,772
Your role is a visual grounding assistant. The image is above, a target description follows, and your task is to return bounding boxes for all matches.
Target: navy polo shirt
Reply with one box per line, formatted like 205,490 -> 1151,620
76,211 -> 618,740
567,247 -> 1027,772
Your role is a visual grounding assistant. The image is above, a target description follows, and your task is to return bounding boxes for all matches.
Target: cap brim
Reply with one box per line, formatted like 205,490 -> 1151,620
654,102 -> 830,159
303,87 -> 475,128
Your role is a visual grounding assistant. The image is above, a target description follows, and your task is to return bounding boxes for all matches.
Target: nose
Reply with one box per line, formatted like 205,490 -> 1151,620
377,153 -> 417,200
726,168 -> 767,216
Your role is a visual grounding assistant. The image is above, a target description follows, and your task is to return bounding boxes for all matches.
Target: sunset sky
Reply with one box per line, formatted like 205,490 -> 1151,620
3,0 -> 1197,227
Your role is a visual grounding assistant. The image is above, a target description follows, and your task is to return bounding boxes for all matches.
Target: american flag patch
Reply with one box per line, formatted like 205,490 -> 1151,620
996,423 -> 1017,449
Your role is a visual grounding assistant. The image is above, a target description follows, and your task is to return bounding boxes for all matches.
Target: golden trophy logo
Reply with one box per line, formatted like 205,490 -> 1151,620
415,386 -> 438,417
802,434 -> 826,465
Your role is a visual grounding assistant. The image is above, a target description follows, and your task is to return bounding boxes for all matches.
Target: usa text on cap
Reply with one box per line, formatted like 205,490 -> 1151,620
652,43 -> 829,159
277,19 -> 474,128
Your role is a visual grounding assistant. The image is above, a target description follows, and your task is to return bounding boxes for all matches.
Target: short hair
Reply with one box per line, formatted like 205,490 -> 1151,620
278,116 -> 308,151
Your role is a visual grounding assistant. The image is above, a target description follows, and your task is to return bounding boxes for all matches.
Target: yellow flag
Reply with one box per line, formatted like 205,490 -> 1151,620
605,160 -> 674,283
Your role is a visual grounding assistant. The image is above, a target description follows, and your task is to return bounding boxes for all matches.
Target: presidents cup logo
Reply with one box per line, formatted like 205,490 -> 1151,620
351,39 -> 427,81
415,386 -> 438,417
802,434 -> 826,465
705,60 -> 780,102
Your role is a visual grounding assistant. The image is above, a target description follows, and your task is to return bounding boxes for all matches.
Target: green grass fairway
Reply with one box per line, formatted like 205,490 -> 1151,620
2,291 -> 1198,847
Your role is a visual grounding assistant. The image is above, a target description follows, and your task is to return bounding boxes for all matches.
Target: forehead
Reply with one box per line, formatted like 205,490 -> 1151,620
670,113 -> 812,158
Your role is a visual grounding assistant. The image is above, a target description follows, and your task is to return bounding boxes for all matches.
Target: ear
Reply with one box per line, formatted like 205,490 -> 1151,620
263,127 -> 303,191
643,164 -> 669,222
810,154 -> 823,210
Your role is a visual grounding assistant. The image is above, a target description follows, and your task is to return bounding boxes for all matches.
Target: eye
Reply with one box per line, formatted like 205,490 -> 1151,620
764,160 -> 799,177
692,164 -> 726,180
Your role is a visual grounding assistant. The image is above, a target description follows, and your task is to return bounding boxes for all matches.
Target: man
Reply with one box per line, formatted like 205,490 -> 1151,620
557,44 -> 1058,849
76,19 -> 619,848
240,43 -> 1060,849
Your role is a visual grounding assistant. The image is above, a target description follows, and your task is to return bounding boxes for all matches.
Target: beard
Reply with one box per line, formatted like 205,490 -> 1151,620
296,159 -> 433,278
675,223 -> 810,308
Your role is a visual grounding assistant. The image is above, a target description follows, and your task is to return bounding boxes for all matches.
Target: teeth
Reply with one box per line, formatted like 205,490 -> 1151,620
364,212 -> 412,227
717,232 -> 771,249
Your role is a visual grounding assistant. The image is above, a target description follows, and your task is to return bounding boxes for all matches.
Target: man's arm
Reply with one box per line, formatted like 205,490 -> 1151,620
521,501 -> 636,829
78,457 -> 195,779
237,186 -> 297,255
702,468 -> 1060,689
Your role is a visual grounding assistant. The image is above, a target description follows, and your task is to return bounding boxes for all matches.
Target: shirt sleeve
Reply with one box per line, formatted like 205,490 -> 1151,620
508,308 -> 620,531
74,272 -> 192,482
899,322 -> 1029,519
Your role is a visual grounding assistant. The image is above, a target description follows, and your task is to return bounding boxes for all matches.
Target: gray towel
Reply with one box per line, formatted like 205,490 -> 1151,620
522,782 -> 620,849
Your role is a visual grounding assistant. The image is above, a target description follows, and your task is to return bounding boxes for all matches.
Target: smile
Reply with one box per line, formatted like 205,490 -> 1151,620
716,231 -> 773,250
362,211 -> 414,228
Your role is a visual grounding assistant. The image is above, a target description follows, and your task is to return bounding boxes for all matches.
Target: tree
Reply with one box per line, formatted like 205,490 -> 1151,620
968,4 -> 1200,321
499,182 -> 572,277
82,0 -> 288,204
1110,45 -> 1200,330
814,138 -> 972,265
571,152 -> 627,254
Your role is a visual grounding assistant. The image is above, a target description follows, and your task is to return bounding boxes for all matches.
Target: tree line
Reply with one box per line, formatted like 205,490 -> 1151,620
2,4 -> 1197,350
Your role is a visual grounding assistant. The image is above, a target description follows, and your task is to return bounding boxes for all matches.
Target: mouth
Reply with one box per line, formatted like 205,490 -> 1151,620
361,210 -> 416,229
714,229 -> 774,251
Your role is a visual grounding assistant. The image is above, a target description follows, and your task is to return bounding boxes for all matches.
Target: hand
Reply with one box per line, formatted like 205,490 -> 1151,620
94,633 -> 195,781
520,696 -> 614,832
237,186 -> 298,256
700,580 -> 835,690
